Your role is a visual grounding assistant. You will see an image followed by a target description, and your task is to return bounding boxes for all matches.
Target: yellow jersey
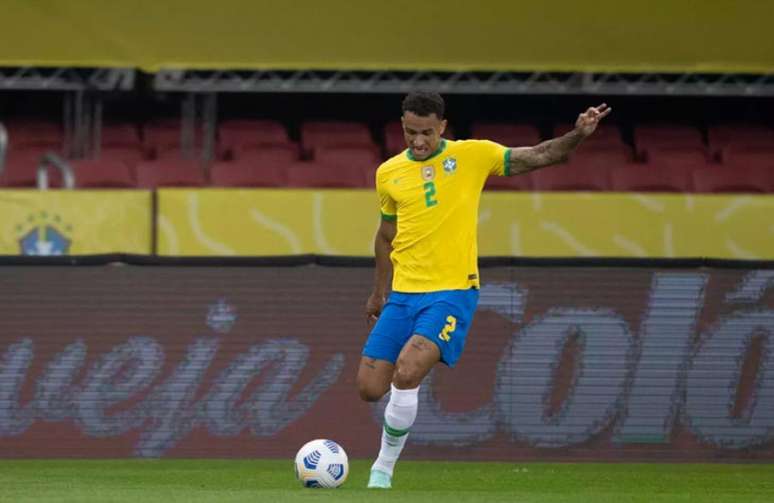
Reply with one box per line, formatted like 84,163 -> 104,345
377,139 -> 510,293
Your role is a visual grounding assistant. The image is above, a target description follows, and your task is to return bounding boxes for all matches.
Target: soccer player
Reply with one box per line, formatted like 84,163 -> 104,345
357,91 -> 611,489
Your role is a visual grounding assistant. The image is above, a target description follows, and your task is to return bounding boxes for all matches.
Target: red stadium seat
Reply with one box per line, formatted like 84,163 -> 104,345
144,119 -> 201,158
71,159 -> 135,188
100,123 -> 142,148
645,146 -> 709,168
722,146 -> 774,169
97,147 -> 147,168
708,123 -> 774,160
611,164 -> 696,192
470,123 -> 541,147
301,121 -> 374,157
553,123 -> 625,149
135,159 -> 207,188
232,144 -> 299,165
693,165 -> 773,194
5,120 -> 62,149
210,159 -> 288,188
383,121 -> 456,157
315,145 -> 381,171
531,162 -> 614,192
0,149 -> 58,187
484,173 -> 532,191
286,161 -> 369,188
634,124 -> 704,159
219,119 -> 294,158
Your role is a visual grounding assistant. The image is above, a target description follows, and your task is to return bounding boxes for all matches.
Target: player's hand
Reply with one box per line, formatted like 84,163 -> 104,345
366,293 -> 385,326
575,104 -> 612,137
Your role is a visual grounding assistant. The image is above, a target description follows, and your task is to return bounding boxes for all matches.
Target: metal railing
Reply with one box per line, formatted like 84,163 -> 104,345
0,123 -> 7,176
36,152 -> 75,190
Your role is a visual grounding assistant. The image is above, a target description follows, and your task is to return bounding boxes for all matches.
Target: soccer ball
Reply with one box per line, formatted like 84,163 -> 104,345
294,439 -> 349,488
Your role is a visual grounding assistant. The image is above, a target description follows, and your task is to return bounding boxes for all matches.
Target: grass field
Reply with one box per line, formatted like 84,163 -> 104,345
0,459 -> 773,503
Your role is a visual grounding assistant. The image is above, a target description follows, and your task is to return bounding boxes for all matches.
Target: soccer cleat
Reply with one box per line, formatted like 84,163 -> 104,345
367,469 -> 392,489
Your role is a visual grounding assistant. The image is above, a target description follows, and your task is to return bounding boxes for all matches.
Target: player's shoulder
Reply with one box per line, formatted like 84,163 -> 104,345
447,139 -> 505,154
376,151 -> 410,177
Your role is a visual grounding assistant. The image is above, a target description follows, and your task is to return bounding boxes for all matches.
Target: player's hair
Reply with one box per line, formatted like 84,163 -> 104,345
402,91 -> 445,119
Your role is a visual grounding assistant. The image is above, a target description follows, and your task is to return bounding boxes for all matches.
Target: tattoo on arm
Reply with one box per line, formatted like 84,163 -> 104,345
508,129 -> 585,175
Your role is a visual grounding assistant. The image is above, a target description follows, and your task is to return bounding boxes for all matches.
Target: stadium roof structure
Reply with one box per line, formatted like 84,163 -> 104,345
153,69 -> 774,97
0,67 -> 134,91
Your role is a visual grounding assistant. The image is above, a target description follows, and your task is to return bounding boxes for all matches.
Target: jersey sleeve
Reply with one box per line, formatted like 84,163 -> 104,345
376,169 -> 397,221
475,139 -> 511,177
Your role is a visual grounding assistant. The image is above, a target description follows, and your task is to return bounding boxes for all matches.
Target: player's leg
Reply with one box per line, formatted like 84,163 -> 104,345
358,293 -> 412,402
369,289 -> 479,489
356,356 -> 393,402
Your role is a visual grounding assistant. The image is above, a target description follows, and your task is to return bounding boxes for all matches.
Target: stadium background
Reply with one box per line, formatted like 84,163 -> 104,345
0,0 -> 773,466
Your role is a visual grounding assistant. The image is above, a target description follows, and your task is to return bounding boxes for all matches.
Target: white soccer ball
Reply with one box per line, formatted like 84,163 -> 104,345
294,439 -> 349,488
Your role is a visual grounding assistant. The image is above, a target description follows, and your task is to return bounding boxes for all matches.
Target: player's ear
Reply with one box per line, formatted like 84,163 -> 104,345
439,119 -> 447,136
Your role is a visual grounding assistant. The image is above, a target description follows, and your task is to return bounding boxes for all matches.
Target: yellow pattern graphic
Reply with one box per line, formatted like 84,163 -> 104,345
158,190 -> 774,259
0,190 -> 151,254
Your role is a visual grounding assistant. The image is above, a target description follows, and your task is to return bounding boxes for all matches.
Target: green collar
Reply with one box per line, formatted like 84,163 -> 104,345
406,139 -> 447,162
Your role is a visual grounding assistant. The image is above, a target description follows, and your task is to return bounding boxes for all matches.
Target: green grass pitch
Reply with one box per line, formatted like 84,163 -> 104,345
0,459 -> 772,502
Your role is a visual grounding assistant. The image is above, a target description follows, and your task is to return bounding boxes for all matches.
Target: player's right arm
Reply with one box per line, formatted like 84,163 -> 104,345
367,218 -> 396,325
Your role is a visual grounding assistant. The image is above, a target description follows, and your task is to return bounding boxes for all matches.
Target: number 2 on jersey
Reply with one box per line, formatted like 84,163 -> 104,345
423,182 -> 438,207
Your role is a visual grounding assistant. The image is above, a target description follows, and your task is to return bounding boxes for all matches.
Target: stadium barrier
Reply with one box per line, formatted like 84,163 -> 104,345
0,255 -> 772,460
5,189 -> 773,259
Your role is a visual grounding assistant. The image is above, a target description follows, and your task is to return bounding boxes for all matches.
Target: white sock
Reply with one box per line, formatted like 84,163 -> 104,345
372,384 -> 419,477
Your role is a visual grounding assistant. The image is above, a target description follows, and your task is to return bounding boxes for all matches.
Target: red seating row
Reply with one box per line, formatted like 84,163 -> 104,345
1,149 -> 771,192
485,146 -> 774,193
5,118 -> 772,163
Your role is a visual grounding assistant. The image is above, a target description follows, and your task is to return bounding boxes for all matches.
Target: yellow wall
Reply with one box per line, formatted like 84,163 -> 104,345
0,190 -> 151,255
158,189 -> 774,259
1,1 -> 772,73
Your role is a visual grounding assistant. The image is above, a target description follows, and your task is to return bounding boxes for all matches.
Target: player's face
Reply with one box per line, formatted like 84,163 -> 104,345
401,111 -> 447,161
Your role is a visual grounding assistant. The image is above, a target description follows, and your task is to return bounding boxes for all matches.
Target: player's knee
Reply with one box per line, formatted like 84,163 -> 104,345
392,364 -> 422,389
357,378 -> 387,402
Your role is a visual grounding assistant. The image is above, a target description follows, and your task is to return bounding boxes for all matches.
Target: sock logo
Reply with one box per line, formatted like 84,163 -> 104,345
438,315 -> 457,342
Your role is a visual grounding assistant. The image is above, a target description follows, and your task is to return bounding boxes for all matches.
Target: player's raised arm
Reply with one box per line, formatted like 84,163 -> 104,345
506,104 -> 612,175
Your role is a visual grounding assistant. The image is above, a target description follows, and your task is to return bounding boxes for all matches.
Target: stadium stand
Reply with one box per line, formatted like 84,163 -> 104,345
210,159 -> 288,188
71,159 -> 135,188
301,121 -> 374,158
634,123 -> 705,160
708,123 -> 774,160
693,164 -> 773,193
135,159 -> 207,188
470,122 -> 541,147
286,160 -> 371,188
219,119 -> 296,159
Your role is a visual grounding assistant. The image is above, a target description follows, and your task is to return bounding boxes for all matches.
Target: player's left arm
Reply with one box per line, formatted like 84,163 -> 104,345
507,104 -> 612,175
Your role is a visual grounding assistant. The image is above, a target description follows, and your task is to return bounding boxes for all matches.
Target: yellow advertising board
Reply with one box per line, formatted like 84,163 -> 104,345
0,190 -> 152,255
158,189 -> 774,259
0,1 -> 771,74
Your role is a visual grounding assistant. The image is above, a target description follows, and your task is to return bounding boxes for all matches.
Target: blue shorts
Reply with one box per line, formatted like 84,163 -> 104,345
362,289 -> 479,368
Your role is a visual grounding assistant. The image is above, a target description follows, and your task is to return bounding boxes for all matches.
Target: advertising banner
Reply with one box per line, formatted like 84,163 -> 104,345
1,262 -> 772,460
158,189 -> 774,259
0,190 -> 152,255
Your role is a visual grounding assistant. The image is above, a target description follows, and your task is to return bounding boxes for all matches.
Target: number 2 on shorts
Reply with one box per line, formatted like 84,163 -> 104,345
439,315 -> 457,341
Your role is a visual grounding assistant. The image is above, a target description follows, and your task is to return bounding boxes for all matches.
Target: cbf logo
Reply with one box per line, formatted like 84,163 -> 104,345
207,299 -> 238,334
443,157 -> 457,175
17,212 -> 72,256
